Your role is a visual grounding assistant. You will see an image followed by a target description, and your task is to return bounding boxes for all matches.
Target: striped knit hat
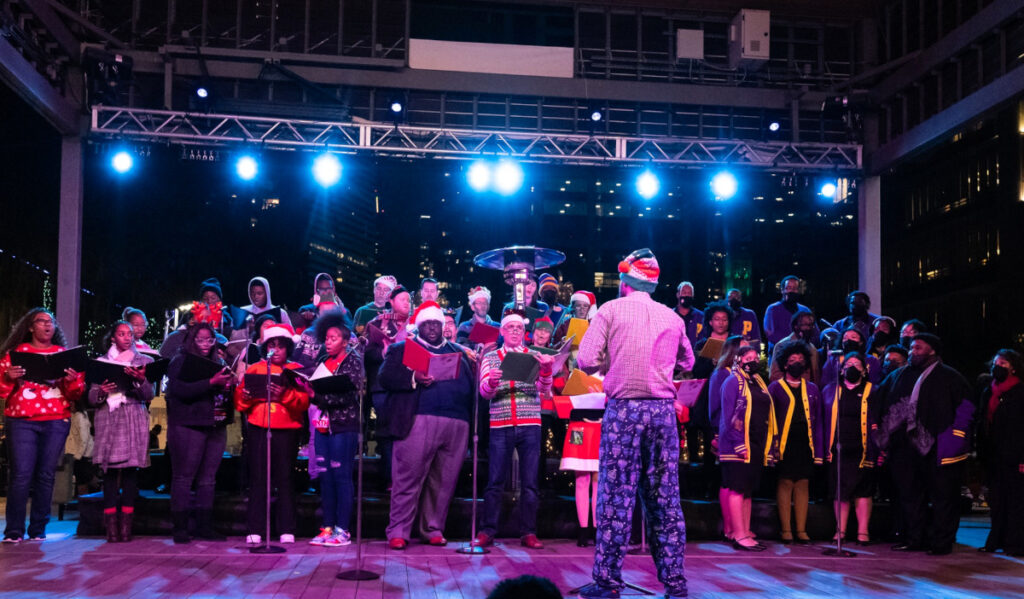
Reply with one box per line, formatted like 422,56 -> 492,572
618,248 -> 660,293
538,273 -> 559,294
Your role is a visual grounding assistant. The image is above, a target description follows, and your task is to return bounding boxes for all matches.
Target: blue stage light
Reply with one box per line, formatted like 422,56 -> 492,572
390,101 -> 403,114
710,171 -> 738,200
467,161 -> 491,192
820,181 -> 837,198
111,151 -> 133,174
196,87 -> 209,99
235,155 -> 258,181
636,170 -> 660,200
493,159 -> 524,195
591,110 -> 603,122
768,121 -> 780,132
312,153 -> 342,187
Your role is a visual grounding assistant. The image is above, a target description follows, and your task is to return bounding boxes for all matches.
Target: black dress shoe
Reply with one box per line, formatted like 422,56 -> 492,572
927,546 -> 952,556
977,545 -> 998,553
891,542 -> 925,552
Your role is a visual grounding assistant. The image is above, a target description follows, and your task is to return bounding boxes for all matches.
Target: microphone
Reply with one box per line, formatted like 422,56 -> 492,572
265,348 -> 277,358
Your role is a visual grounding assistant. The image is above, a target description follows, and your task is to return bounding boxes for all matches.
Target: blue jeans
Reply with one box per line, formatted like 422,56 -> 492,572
314,431 -> 358,530
481,425 -> 541,537
4,418 -> 71,539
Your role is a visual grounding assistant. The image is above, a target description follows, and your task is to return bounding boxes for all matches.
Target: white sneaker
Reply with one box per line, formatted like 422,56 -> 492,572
246,534 -> 262,545
323,528 -> 351,547
279,534 -> 295,544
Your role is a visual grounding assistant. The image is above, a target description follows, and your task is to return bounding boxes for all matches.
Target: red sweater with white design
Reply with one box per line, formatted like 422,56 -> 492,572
0,344 -> 85,421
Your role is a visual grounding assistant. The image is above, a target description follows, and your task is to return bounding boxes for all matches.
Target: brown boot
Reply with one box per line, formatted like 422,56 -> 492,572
104,512 -> 119,543
118,511 -> 134,542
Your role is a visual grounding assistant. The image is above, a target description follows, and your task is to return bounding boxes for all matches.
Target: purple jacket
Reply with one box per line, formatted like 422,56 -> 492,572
935,398 -> 975,466
768,379 -> 824,464
822,381 -> 881,467
821,353 -> 883,388
675,306 -> 704,348
718,371 -> 777,464
763,301 -> 816,346
707,367 -> 732,429
730,307 -> 762,353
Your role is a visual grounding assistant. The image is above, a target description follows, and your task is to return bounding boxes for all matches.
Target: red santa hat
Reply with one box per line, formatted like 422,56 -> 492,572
412,301 -> 445,327
618,248 -> 660,292
260,322 -> 300,346
467,286 -> 491,304
570,290 -> 598,320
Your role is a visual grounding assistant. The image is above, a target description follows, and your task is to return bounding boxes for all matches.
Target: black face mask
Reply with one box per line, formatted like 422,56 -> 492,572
900,336 -> 913,348
843,368 -> 862,384
679,297 -> 693,309
783,293 -> 800,306
842,340 -> 863,354
741,361 -> 758,375
785,362 -> 806,378
729,298 -> 742,311
992,365 -> 1010,383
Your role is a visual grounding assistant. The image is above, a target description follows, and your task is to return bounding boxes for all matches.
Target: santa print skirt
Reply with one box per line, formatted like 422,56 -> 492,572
560,419 -> 602,472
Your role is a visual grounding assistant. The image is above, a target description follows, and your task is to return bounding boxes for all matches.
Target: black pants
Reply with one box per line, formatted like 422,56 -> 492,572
102,467 -> 139,509
168,424 -> 227,513
890,445 -> 964,549
986,465 -> 1024,552
246,426 -> 298,536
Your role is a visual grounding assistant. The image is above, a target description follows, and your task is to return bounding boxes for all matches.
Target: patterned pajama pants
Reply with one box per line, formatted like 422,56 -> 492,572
592,398 -> 687,594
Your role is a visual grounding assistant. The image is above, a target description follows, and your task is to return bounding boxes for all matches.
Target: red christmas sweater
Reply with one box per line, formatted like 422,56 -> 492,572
0,344 -> 85,421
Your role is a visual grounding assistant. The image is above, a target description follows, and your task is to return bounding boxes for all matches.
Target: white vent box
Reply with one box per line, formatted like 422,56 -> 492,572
675,29 -> 704,60
728,9 -> 770,69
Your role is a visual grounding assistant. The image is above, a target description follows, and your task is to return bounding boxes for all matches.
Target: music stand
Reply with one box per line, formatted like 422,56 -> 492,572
250,353 -> 286,554
456,350 -> 489,555
338,382 -> 381,580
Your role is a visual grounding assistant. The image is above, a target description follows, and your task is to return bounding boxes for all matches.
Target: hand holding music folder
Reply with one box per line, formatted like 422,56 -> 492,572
178,353 -> 229,383
244,373 -> 285,401
10,346 -> 88,383
499,352 -> 540,385
85,360 -> 136,390
285,365 -> 357,395
402,340 -> 462,381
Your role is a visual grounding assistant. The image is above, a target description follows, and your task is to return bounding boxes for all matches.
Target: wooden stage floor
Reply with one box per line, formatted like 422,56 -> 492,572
0,515 -> 1021,598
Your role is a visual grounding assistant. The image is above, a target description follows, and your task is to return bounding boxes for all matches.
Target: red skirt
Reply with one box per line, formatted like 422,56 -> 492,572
560,419 -> 602,472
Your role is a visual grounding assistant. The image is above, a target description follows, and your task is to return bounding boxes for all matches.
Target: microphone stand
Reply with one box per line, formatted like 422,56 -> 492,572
823,346 -> 856,558
338,378 -> 380,579
457,347 -> 489,555
251,349 -> 285,554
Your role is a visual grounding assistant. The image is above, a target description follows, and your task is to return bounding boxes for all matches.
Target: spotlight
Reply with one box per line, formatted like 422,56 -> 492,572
111,151 -> 133,174
390,101 -> 403,114
467,161 -> 491,192
768,121 -> 780,132
590,110 -> 603,122
493,159 -> 524,195
636,170 -> 660,200
312,153 -> 342,188
196,87 -> 209,99
710,171 -> 738,200
820,181 -> 837,198
235,155 -> 258,181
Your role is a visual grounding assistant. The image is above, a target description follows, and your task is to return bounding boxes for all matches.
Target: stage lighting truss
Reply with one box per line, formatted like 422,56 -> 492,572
91,106 -> 861,173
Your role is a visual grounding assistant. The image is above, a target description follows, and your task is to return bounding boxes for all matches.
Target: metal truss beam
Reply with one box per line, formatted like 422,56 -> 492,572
91,105 -> 861,172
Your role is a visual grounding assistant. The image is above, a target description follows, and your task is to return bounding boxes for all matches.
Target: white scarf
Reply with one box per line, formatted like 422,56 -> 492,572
101,346 -> 136,412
